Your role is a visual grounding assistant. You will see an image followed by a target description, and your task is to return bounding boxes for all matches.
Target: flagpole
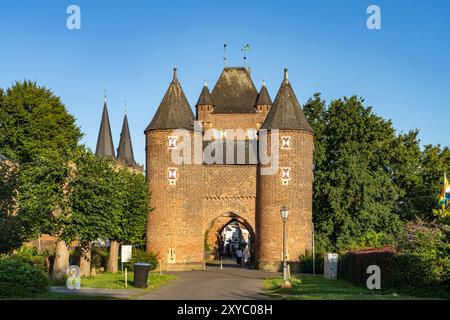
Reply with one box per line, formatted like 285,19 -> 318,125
444,172 -> 448,209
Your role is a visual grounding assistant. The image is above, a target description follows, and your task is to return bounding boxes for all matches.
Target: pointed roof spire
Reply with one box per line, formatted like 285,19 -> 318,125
256,80 -> 272,105
261,69 -> 313,132
145,68 -> 195,132
196,81 -> 214,106
117,113 -> 137,167
95,99 -> 115,159
173,67 -> 177,80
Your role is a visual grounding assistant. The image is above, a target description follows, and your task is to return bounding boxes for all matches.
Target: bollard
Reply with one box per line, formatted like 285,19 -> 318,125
125,268 -> 128,288
220,257 -> 223,269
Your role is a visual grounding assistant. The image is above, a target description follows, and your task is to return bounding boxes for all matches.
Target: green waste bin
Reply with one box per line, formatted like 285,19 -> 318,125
133,263 -> 152,288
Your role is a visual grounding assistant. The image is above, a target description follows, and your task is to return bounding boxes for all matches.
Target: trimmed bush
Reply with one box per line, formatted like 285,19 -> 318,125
125,249 -> 157,271
394,253 -> 445,289
338,247 -> 450,291
0,258 -> 49,298
338,247 -> 397,288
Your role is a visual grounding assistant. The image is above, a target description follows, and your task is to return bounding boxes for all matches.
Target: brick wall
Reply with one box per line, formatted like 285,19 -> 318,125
145,128 -> 314,271
257,130 -> 314,272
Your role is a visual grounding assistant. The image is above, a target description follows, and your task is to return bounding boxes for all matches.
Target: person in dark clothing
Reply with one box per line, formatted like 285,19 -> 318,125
235,248 -> 243,266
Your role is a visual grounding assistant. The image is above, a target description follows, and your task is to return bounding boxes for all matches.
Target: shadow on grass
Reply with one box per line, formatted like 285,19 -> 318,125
264,274 -> 445,300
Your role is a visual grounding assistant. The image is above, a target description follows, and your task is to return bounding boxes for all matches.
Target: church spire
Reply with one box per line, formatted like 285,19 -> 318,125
116,111 -> 137,167
95,98 -> 115,159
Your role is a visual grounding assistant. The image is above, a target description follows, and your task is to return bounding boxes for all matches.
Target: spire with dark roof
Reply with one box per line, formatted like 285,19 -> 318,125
116,113 -> 137,167
196,81 -> 214,106
256,80 -> 272,105
145,68 -> 195,132
211,67 -> 258,114
261,69 -> 313,132
95,98 -> 115,159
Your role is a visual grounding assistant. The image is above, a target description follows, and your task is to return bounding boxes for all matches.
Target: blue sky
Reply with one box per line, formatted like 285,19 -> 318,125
1,0 -> 449,165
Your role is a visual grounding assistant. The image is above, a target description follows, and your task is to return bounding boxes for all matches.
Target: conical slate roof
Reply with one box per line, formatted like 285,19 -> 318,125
145,68 -> 195,132
117,114 -> 137,167
95,100 -> 115,159
211,67 -> 258,114
196,83 -> 214,106
261,69 -> 313,132
256,82 -> 272,105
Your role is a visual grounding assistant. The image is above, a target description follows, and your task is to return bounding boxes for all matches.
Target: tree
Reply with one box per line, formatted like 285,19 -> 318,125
62,149 -> 148,275
63,148 -> 120,276
0,157 -> 22,254
0,81 -> 82,163
118,169 -> 148,246
0,81 -> 82,278
416,145 -> 450,218
304,94 -> 406,250
18,150 -> 74,279
105,167 -> 148,273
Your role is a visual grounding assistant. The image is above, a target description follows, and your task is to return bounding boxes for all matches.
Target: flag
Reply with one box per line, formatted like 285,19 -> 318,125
438,173 -> 450,209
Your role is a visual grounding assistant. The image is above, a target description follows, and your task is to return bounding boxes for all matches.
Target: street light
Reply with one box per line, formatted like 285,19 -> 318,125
280,205 -> 291,288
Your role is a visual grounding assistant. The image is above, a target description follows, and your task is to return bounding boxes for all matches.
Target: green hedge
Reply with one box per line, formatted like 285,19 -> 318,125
0,258 -> 49,298
338,247 -> 397,288
299,251 -> 325,274
338,248 -> 450,291
125,249 -> 158,271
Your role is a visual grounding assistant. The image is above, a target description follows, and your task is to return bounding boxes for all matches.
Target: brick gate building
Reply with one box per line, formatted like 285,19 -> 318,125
145,67 -> 314,272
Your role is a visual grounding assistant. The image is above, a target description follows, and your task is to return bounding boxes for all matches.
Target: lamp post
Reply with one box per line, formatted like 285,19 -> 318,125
280,205 -> 291,288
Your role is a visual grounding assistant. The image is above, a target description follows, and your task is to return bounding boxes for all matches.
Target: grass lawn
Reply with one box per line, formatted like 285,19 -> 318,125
80,271 -> 176,291
264,274 -> 446,300
41,271 -> 176,299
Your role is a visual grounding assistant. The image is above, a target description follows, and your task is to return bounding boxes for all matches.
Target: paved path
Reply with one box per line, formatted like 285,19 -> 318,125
50,260 -> 280,300
50,286 -> 142,299
139,260 -> 280,300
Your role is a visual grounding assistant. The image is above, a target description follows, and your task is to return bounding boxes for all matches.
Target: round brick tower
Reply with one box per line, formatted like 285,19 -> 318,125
145,68 -> 203,271
256,69 -> 314,272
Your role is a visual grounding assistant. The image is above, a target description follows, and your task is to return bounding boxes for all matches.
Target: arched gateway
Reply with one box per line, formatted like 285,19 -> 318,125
145,67 -> 314,272
204,212 -> 256,263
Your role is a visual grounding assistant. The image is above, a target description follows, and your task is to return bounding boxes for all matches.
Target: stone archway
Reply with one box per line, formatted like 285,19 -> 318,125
204,212 -> 256,265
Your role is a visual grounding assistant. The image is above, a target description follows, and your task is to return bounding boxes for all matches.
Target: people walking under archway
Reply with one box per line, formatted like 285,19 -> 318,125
235,247 -> 243,266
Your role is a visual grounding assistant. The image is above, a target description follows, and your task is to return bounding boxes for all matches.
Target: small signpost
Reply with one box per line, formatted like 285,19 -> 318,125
121,245 -> 132,286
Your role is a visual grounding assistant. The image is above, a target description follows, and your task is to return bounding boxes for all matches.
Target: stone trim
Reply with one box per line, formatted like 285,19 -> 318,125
202,196 -> 256,200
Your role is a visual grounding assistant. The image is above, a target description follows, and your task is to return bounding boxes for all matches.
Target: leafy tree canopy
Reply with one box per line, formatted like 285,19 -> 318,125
304,94 -> 423,250
0,81 -> 82,163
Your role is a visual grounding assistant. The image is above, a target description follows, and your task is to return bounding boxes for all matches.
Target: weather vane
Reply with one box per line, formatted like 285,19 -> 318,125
223,43 -> 227,67
241,44 -> 250,67
124,100 -> 127,115
104,89 -> 107,102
